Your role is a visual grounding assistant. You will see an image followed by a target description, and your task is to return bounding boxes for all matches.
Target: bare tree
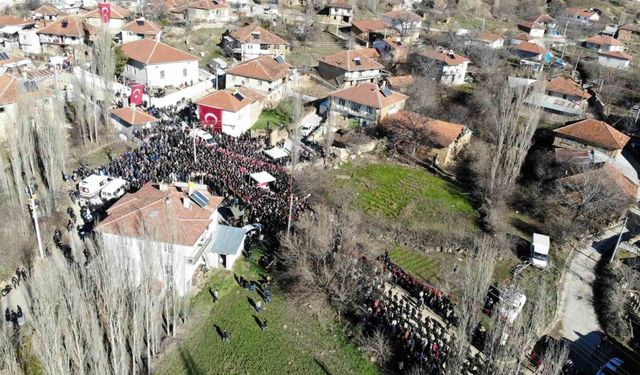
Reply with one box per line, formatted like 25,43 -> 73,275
0,331 -> 21,374
538,339 -> 570,375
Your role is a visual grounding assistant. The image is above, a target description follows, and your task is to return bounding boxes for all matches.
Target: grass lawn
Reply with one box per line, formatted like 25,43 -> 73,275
288,31 -> 346,67
335,162 -> 478,233
252,109 -> 290,130
155,251 -> 377,375
389,246 -> 460,287
164,27 -> 226,69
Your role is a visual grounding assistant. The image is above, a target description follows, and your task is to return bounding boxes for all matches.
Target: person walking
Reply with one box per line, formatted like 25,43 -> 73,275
222,329 -> 230,343
261,319 -> 268,332
255,300 -> 262,312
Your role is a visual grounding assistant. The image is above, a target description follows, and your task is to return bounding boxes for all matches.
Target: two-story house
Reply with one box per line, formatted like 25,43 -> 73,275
318,1 -> 353,26
381,10 -> 422,43
223,23 -> 289,61
318,49 -> 384,87
31,4 -> 64,21
178,0 -> 230,24
546,76 -> 590,104
121,39 -> 200,88
585,35 -> 624,52
329,82 -> 407,126
513,41 -> 545,61
414,49 -> 470,86
118,18 -> 162,44
225,55 -> 292,102
36,17 -> 95,56
598,50 -> 632,70
564,7 -> 600,23
196,86 -> 265,136
96,183 -> 246,294
83,3 -> 130,33
517,14 -> 559,37
351,19 -> 394,47
468,31 -> 504,49
373,37 -> 408,63
553,119 -> 629,158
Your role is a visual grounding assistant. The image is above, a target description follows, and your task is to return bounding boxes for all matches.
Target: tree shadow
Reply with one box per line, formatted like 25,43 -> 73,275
313,357 -> 333,375
178,345 -> 203,375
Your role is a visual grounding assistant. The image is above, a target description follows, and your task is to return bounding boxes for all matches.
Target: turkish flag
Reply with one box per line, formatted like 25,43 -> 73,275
199,105 -> 223,132
129,83 -> 144,106
98,3 -> 111,23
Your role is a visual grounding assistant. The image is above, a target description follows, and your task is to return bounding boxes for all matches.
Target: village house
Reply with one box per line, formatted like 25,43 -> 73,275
31,4 -> 64,21
381,10 -> 422,43
36,17 -> 94,56
111,106 -> 160,133
546,77 -> 590,103
585,35 -> 624,52
318,49 -> 384,87
513,41 -> 545,61
597,50 -> 632,70
318,0 -> 353,26
0,15 -> 35,29
563,7 -> 600,23
83,3 -> 130,33
351,19 -> 393,47
118,18 -> 162,44
468,31 -> 504,49
560,162 -> 639,201
414,49 -> 470,86
196,86 -> 264,137
553,119 -> 629,158
517,14 -> 559,37
0,16 -> 36,51
96,183 -> 246,294
523,76 -> 590,117
385,75 -> 414,93
373,37 -> 408,63
121,39 -> 200,88
380,110 -> 472,167
177,0 -> 230,24
225,55 -> 292,102
0,74 -> 53,139
329,82 -> 407,126
617,24 -> 640,42
223,24 -> 289,61
510,32 -> 542,46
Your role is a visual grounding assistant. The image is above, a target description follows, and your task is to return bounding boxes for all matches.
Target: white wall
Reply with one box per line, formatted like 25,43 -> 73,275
125,60 -> 199,88
18,29 -> 42,53
120,30 -> 161,43
85,17 -> 125,33
598,55 -> 630,70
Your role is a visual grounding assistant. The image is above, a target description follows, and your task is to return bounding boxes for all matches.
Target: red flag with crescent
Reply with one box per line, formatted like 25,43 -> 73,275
98,3 -> 111,23
129,83 -> 144,106
199,105 -> 223,132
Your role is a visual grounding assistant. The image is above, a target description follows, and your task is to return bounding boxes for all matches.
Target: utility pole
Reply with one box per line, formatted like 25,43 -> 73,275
192,120 -> 197,163
610,216 -> 629,264
27,184 -> 44,258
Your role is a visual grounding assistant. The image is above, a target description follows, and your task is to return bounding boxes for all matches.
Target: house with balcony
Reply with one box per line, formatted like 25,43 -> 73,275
225,55 -> 292,102
351,19 -> 394,47
381,10 -> 422,43
413,49 -> 470,86
318,0 -> 353,26
36,17 -> 95,56
121,39 -> 200,88
177,0 -> 230,24
31,4 -> 64,21
517,14 -> 559,37
83,3 -> 130,33
329,82 -> 407,126
585,35 -> 624,52
96,182 -> 246,294
563,7 -> 600,23
223,23 -> 289,61
318,49 -> 384,87
118,18 -> 162,44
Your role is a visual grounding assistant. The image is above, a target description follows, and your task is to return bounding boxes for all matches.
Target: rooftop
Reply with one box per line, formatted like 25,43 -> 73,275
112,107 -> 160,126
179,0 -> 228,11
515,41 -> 544,54
319,49 -> 384,72
121,18 -> 162,35
386,75 -> 414,89
554,119 -> 630,151
546,77 -> 590,99
565,7 -> 596,18
32,4 -> 64,16
381,110 -> 467,148
598,50 -> 633,60
418,50 -> 469,66
83,3 -> 130,19
121,39 -> 199,65
586,35 -> 623,46
225,55 -> 290,82
351,19 -> 388,33
230,24 -> 288,46
36,17 -> 95,37
196,86 -> 264,112
330,82 -> 407,109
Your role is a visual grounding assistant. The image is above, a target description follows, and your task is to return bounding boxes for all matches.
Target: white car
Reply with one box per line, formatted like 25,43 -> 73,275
189,129 -> 216,146
596,358 -> 624,375
531,233 -> 550,268
78,175 -> 112,199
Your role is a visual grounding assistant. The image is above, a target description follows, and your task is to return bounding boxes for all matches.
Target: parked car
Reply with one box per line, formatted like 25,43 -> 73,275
78,175 -> 112,199
531,233 -> 550,268
189,128 -> 216,146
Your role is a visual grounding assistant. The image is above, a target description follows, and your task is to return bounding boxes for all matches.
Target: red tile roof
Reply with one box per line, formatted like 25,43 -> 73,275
32,4 -> 64,16
598,50 -> 633,60
514,32 -> 533,41
381,110 -> 467,147
319,49 -> 384,71
121,39 -> 199,65
565,7 -> 596,18
330,82 -> 407,109
121,18 -> 162,35
196,86 -> 264,112
112,107 -> 159,126
225,55 -> 290,82
0,74 -> 18,106
561,163 -> 638,199
546,77 -> 591,99
586,35 -> 623,46
84,3 -> 130,19
351,19 -> 387,33
418,50 -> 469,66
386,75 -> 414,89
97,183 -> 223,247
620,23 -> 640,33
517,21 -> 545,31
0,15 -> 35,27
471,31 -> 503,43
36,17 -> 95,37
230,24 -> 288,46
515,41 -> 544,54
180,0 -> 228,11
554,119 -> 630,151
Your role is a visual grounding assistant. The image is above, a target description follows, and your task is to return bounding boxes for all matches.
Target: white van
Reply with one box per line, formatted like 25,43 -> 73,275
189,128 -> 216,146
78,175 -> 112,199
100,178 -> 130,201
531,233 -> 550,269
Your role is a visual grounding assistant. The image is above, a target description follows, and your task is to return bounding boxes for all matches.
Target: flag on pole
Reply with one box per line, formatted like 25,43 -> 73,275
198,105 -> 223,131
98,3 -> 111,23
129,83 -> 144,106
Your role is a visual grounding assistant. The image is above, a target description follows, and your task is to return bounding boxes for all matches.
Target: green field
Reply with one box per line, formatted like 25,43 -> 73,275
252,109 -> 290,130
156,252 -> 377,375
336,163 -> 478,233
389,246 -> 451,286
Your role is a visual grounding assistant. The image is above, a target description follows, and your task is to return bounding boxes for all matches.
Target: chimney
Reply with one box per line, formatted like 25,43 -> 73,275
61,19 -> 68,28
188,181 -> 195,196
159,183 -> 168,191
183,197 -> 192,209
165,196 -> 172,205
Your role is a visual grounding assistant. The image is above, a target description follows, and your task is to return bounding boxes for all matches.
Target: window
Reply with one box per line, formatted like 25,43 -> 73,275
338,99 -> 345,106
367,106 -> 375,114
160,70 -> 165,79
183,68 -> 187,77
260,44 -> 268,50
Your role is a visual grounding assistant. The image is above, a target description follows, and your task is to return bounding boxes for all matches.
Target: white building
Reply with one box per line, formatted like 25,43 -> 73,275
414,50 -> 470,86
468,31 -> 504,49
318,0 -> 353,25
96,183 -> 246,294
223,23 -> 290,61
585,35 -> 625,52
118,18 -> 161,44
177,0 -> 230,24
196,87 -> 264,137
31,4 -> 64,21
83,3 -> 130,33
381,10 -> 422,43
36,17 -> 94,56
18,26 -> 42,54
564,7 -> 600,23
318,49 -> 384,87
121,39 -> 200,88
598,51 -> 632,70
329,82 -> 407,126
225,55 -> 292,102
